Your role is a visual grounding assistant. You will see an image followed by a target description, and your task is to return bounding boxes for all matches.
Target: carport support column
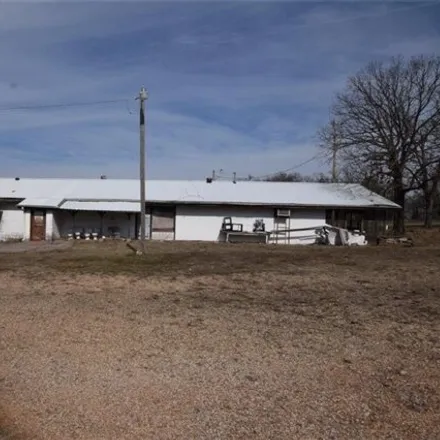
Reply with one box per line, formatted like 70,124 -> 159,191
45,210 -> 54,241
99,212 -> 106,237
126,213 -> 133,239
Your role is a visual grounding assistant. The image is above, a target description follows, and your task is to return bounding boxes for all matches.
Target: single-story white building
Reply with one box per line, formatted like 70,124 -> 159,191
0,177 -> 400,244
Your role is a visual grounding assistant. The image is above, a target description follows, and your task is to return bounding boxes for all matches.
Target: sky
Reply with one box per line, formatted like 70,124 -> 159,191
0,1 -> 440,180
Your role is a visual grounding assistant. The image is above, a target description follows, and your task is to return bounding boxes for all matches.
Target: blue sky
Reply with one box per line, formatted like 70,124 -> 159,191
1,1 -> 440,180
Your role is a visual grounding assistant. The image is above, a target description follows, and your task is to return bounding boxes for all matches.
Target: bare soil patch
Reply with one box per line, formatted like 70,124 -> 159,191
1,241 -> 439,439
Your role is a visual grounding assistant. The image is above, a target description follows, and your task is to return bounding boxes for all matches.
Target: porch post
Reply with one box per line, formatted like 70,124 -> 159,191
45,210 -> 54,241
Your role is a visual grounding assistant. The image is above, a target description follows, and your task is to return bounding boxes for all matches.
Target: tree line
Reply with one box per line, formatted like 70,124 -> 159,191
262,169 -> 440,226
266,55 -> 440,232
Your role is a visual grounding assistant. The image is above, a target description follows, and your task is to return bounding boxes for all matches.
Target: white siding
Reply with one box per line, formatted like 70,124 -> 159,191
270,209 -> 326,245
175,205 -> 274,241
0,203 -> 325,244
0,202 -> 25,241
176,205 -> 325,244
290,209 -> 325,228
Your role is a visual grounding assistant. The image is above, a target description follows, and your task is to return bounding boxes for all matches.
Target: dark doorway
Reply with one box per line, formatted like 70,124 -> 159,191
30,211 -> 46,241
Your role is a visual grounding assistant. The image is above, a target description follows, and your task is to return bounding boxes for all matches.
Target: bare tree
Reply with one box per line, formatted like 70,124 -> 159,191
407,123 -> 440,227
320,55 -> 440,233
265,172 -> 304,182
339,158 -> 392,198
264,172 -> 332,183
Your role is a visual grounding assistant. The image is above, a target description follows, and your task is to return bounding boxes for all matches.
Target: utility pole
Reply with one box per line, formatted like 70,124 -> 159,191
331,119 -> 338,183
138,86 -> 148,249
330,119 -> 339,227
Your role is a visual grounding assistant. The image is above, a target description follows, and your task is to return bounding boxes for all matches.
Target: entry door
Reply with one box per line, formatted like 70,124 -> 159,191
31,211 -> 46,241
151,206 -> 175,240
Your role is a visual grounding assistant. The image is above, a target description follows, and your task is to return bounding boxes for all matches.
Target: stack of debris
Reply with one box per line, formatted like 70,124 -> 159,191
318,225 -> 368,246
376,235 -> 414,246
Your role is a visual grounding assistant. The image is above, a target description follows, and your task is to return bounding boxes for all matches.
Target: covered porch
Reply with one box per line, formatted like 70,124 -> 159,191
325,208 -> 395,241
49,200 -> 141,240
49,201 -> 176,241
52,210 -> 139,240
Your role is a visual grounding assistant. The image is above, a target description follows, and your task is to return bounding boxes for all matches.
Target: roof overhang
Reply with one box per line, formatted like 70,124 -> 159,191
143,200 -> 401,209
59,200 -> 140,212
17,198 -> 63,208
18,198 -> 401,211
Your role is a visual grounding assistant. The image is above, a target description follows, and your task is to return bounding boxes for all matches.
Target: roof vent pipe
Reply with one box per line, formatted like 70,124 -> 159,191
15,177 -> 20,181
233,172 -> 236,184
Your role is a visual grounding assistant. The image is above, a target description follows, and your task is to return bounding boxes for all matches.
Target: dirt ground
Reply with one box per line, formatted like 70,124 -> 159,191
0,239 -> 439,440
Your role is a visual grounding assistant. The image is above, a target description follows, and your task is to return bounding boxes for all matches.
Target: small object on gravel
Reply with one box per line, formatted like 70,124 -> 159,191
245,374 -> 258,382
343,358 -> 352,364
399,369 -> 408,376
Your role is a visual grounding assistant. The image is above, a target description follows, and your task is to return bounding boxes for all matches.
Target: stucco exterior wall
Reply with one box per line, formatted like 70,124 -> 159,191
175,205 -> 326,243
270,209 -> 326,244
23,211 -> 31,240
175,205 -> 274,241
1,202 -> 326,244
0,202 -> 25,241
290,209 -> 326,228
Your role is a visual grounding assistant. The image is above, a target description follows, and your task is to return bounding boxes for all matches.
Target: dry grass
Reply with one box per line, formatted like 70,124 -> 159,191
0,239 -> 440,439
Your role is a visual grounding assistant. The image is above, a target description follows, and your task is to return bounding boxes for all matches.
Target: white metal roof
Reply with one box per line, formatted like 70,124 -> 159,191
60,201 -> 140,212
0,177 -> 400,209
17,198 -> 63,208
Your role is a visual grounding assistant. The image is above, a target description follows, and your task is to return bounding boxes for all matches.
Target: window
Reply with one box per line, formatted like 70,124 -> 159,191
151,206 -> 175,232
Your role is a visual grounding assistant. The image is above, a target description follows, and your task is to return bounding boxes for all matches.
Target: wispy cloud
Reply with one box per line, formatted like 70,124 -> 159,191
0,1 -> 439,180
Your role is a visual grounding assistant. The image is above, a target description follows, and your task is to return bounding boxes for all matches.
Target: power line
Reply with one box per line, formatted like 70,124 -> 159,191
0,98 -> 129,112
253,153 -> 325,180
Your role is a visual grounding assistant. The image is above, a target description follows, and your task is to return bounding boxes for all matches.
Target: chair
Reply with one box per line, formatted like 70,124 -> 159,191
73,227 -> 83,240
